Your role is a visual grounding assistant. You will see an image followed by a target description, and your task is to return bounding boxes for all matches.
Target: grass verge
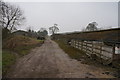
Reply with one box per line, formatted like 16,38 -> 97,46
55,40 -> 87,60
2,50 -> 16,76
54,40 -> 98,63
55,40 -> 120,78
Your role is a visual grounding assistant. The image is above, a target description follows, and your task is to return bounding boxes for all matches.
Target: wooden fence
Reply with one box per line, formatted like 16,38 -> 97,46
70,39 -> 114,64
53,28 -> 120,64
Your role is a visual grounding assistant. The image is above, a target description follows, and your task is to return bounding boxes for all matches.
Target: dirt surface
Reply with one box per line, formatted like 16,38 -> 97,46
6,38 -> 114,78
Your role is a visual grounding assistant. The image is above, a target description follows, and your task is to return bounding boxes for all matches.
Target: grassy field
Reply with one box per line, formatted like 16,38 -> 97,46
2,35 -> 44,76
55,40 -> 120,78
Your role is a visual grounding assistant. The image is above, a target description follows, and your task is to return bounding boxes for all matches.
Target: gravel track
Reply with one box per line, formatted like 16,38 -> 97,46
6,38 -> 114,78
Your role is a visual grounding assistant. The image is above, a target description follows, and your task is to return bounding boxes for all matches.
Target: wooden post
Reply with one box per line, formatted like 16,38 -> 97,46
86,41 -> 87,52
78,40 -> 80,49
74,40 -> 76,48
81,41 -> 83,51
76,40 -> 77,48
99,43 -> 102,63
112,44 -> 115,61
71,40 -> 73,47
77,40 -> 79,49
75,40 -> 76,48
76,40 -> 78,48
100,43 -> 102,54
92,41 -> 94,54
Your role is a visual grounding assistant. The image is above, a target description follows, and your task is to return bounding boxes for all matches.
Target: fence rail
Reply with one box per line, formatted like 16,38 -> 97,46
70,40 -> 113,61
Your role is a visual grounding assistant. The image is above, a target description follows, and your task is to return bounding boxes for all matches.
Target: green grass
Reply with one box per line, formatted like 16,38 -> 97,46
14,45 -> 38,56
2,50 -> 16,76
55,40 -> 88,60
37,40 -> 44,42
2,45 -> 39,76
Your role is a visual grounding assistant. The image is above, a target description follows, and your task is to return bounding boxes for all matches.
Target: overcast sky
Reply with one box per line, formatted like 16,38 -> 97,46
8,1 -> 118,33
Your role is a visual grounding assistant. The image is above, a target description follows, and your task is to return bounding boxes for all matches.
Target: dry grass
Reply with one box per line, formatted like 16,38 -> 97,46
2,35 -> 44,76
3,35 -> 41,50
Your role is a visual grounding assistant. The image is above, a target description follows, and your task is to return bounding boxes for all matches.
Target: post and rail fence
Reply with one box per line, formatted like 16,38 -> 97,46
52,28 -> 120,65
70,40 -> 118,64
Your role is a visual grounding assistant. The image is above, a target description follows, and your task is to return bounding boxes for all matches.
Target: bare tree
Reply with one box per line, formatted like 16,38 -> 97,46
85,22 -> 98,31
0,1 -> 25,31
49,24 -> 59,35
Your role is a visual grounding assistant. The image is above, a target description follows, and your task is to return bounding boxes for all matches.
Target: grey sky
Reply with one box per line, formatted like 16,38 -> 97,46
11,2 -> 118,33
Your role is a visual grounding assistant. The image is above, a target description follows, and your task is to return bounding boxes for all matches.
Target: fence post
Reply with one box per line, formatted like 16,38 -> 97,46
86,41 -> 87,52
81,41 -> 83,51
71,40 -> 73,47
76,40 -> 78,48
77,40 -> 79,49
74,40 -> 76,48
78,40 -> 80,49
76,40 -> 77,48
92,41 -> 94,54
75,40 -> 76,48
112,44 -> 115,61
100,43 -> 102,54
99,43 -> 103,63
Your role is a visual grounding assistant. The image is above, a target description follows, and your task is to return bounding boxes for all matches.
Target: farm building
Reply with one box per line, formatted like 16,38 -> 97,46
12,30 -> 29,36
13,30 -> 46,40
